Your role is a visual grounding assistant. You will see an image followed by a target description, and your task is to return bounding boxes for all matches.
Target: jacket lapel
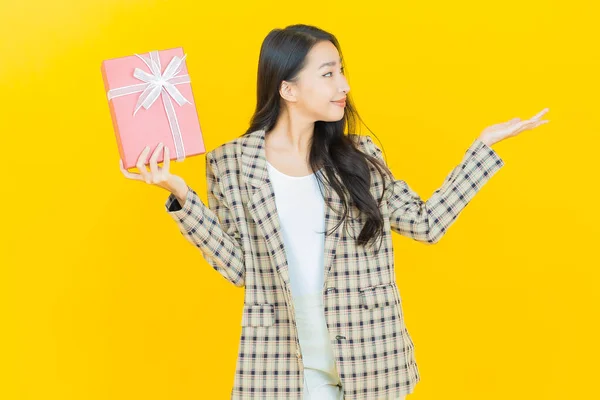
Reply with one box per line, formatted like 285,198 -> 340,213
241,129 -> 343,300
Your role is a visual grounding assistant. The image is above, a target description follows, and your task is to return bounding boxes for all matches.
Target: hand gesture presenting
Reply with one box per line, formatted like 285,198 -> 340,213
119,142 -> 189,204
479,108 -> 550,147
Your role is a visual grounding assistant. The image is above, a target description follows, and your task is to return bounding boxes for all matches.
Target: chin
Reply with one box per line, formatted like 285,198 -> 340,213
323,111 -> 346,122
319,116 -> 344,123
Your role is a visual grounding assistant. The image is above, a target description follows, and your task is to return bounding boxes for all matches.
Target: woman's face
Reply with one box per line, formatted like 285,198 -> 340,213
282,40 -> 350,122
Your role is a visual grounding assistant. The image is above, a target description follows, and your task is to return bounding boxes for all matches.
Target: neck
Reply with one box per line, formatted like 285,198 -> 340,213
266,108 -> 315,154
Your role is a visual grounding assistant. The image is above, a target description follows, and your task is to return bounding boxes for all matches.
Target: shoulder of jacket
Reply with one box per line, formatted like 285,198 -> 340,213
348,133 -> 379,157
205,136 -> 243,165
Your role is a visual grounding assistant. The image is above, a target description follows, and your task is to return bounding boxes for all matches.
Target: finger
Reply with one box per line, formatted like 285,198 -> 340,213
120,159 -> 143,181
136,145 -> 151,165
122,170 -> 144,181
136,146 -> 152,183
532,107 -> 549,121
518,118 -> 548,133
149,142 -> 164,177
504,117 -> 520,125
512,120 -> 532,134
163,146 -> 170,172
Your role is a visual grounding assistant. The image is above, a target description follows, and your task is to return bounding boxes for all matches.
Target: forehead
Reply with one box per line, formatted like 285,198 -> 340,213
306,41 -> 342,67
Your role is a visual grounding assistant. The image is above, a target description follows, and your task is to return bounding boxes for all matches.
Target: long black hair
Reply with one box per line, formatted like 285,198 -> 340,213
243,23 -> 394,249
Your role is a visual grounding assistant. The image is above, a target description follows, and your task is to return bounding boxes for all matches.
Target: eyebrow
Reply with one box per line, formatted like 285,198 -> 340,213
318,58 -> 343,69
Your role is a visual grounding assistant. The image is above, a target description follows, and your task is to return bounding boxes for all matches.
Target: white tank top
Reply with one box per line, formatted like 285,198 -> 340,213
266,160 -> 344,400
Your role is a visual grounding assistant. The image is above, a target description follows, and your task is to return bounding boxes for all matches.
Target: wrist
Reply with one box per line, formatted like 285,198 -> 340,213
167,175 -> 188,199
175,186 -> 188,204
479,135 -> 494,147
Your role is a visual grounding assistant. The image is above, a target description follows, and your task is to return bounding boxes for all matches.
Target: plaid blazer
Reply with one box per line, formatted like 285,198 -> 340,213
165,128 -> 504,399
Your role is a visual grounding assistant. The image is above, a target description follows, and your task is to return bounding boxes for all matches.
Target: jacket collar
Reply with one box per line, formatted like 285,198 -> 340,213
241,128 -> 270,190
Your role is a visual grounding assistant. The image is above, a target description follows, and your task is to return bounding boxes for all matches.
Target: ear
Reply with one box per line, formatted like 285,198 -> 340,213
279,80 -> 297,102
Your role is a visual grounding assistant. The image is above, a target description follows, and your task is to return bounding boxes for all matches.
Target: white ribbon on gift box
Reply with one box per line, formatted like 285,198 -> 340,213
106,50 -> 194,163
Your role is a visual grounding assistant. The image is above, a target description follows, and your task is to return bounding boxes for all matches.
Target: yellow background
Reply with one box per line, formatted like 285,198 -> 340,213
1,0 -> 599,399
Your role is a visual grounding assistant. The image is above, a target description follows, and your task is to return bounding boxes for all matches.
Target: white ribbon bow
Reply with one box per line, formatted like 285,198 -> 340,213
107,50 -> 193,162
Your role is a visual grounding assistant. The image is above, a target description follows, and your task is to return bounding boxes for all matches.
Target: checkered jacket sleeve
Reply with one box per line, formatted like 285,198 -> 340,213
164,151 -> 245,287
364,135 -> 505,244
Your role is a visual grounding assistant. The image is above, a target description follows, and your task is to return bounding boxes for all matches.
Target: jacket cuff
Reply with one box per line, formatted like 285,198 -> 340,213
165,185 -> 196,215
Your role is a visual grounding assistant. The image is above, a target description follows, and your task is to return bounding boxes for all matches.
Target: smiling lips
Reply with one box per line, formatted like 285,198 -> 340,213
332,97 -> 346,107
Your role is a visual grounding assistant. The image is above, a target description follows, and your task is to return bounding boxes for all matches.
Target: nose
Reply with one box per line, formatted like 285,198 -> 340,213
340,80 -> 350,95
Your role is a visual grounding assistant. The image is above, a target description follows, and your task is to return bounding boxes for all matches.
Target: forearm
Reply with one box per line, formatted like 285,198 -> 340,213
164,186 -> 246,288
164,175 -> 189,208
380,136 -> 504,243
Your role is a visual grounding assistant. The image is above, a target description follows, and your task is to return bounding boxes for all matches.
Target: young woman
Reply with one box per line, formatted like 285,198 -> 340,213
121,24 -> 549,400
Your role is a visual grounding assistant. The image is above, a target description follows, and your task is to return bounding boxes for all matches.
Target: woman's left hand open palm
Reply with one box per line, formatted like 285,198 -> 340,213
480,108 -> 550,146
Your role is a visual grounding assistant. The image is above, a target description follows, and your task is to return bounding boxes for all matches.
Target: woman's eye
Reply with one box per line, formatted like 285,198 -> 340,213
323,68 -> 344,77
